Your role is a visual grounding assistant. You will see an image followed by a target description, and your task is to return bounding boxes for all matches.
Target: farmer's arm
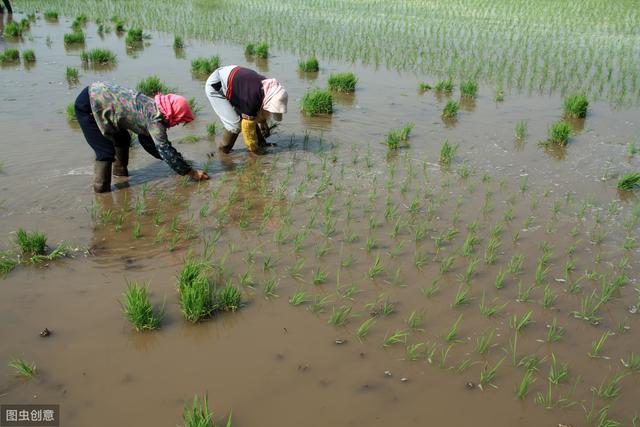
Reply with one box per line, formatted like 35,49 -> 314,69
147,123 -> 205,178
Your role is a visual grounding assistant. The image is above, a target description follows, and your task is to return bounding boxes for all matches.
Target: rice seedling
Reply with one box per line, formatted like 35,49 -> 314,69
3,20 -> 28,38
121,281 -> 163,331
64,31 -> 85,45
215,282 -> 242,311
367,254 -> 384,279
507,254 -> 524,275
479,292 -> 506,317
516,370 -> 536,399
179,274 -> 214,322
173,35 -> 185,49
439,140 -> 458,167
543,120 -> 571,146
476,329 -> 495,355
440,255 -> 456,274
462,232 -> 480,257
441,100 -> 459,118
81,48 -> 117,65
328,72 -> 357,93
191,55 -> 221,76
255,42 -> 269,58
1,252 -> 18,277
546,318 -> 565,343
0,48 -> 20,63
180,394 -> 231,427
356,317 -> 376,340
452,283 -> 471,307
244,43 -> 255,55
621,353 -> 640,371
384,123 -> 413,149
299,57 -> 319,72
8,358 -> 36,378
136,75 -> 171,96
420,278 -> 441,298
589,331 -> 613,358
564,94 -> 589,118
22,49 -> 35,62
418,82 -> 431,92
289,289 -> 309,306
617,172 -> 640,190
15,229 -> 47,256
383,329 -> 408,347
479,357 -> 505,390
329,305 -> 352,326
434,78 -> 454,93
65,66 -> 80,84
301,89 -> 333,116
514,120 -> 528,140
592,372 -> 627,400
405,310 -> 424,331
509,310 -> 533,333
548,354 -> 569,385
312,269 -> 328,285
188,97 -> 202,115
460,80 -> 478,98
444,314 -> 463,342
44,10 -> 59,21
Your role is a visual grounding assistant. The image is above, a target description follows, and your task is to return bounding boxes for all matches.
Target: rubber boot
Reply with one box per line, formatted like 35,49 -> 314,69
219,128 -> 239,154
113,146 -> 129,176
93,161 -> 112,193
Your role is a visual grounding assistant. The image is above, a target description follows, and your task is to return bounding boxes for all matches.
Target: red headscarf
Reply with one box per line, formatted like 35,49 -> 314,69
154,94 -> 194,127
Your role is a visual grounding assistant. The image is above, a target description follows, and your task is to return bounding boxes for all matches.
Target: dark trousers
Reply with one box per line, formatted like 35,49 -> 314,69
74,86 -> 130,162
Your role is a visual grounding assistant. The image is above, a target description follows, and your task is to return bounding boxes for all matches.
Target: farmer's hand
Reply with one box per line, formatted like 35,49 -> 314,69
189,169 -> 209,181
258,122 -> 270,138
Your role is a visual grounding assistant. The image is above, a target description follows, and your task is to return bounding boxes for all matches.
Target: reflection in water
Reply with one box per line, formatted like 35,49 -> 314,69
459,98 -> 476,112
333,91 -> 356,107
255,57 -> 269,73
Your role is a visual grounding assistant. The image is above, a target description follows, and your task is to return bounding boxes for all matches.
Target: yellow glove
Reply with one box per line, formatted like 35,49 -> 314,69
241,118 -> 260,152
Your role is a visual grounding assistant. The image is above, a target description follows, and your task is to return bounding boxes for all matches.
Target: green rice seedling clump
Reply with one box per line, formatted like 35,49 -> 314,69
81,48 -> 117,65
546,120 -> 571,146
44,10 -> 59,21
419,82 -> 431,91
180,274 -> 214,322
255,42 -> 269,58
121,281 -> 163,331
460,80 -> 478,98
173,35 -> 185,49
9,358 -> 36,378
206,123 -> 217,136
22,49 -> 35,62
1,252 -> 18,277
215,282 -> 242,311
15,229 -> 47,256
244,43 -> 255,55
301,89 -> 333,116
385,123 -> 413,149
191,55 -> 221,76
125,28 -> 144,46
136,75 -> 170,96
66,66 -> 79,81
66,103 -> 77,121
299,57 -> 319,72
64,31 -> 85,45
440,140 -> 458,167
3,20 -> 28,38
442,101 -> 459,118
435,78 -> 454,93
617,172 -> 640,190
0,48 -> 20,63
328,72 -> 357,93
564,94 -> 589,118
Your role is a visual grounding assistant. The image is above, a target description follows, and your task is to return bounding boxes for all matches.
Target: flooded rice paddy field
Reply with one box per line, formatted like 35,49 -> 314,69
1,5 -> 640,427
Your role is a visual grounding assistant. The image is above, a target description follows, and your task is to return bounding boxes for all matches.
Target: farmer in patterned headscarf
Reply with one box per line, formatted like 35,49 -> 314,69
205,66 -> 288,154
74,82 -> 209,193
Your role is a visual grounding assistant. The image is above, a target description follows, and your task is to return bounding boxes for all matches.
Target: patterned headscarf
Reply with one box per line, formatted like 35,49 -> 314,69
154,94 -> 194,127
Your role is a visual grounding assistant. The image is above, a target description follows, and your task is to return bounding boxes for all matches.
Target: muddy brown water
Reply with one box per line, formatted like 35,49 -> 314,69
1,13 -> 640,427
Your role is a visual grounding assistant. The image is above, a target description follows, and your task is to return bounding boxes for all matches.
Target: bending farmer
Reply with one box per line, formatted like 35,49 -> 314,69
74,82 -> 209,193
205,66 -> 288,154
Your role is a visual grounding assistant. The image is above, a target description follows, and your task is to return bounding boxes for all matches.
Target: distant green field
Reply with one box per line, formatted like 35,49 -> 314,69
21,0 -> 640,105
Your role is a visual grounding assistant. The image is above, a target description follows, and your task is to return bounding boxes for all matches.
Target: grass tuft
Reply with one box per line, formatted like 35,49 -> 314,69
63,31 -> 85,45
191,56 -> 221,76
0,48 -> 20,63
460,80 -> 478,98
384,123 -> 413,149
136,75 -> 171,96
15,229 -> 47,256
44,10 -> 59,21
617,172 -> 640,190
215,282 -> 242,311
544,120 -> 571,146
440,140 -> 458,167
301,89 -> 333,116
564,94 -> 589,118
328,72 -> 357,93
125,28 -> 145,46
255,42 -> 269,58
173,35 -> 185,49
22,49 -> 36,62
81,48 -> 117,65
9,358 -> 36,378
299,57 -> 319,72
442,100 -> 459,118
121,281 -> 163,331
435,78 -> 454,93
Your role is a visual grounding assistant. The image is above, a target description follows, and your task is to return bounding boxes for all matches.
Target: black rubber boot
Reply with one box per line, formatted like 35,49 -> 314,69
93,161 -> 112,193
113,146 -> 129,176
219,128 -> 239,153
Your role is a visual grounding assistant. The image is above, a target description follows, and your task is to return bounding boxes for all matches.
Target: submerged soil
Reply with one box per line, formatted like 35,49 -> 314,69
1,13 -> 639,427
